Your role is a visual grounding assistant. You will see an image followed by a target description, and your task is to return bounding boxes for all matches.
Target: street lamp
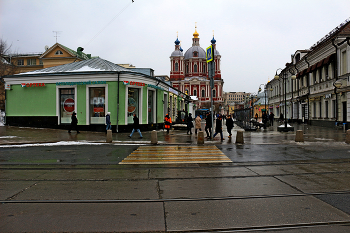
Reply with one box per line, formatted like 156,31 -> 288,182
274,69 -> 296,132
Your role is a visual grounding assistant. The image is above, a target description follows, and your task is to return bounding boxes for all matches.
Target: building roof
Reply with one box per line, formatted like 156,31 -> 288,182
184,46 -> 206,59
16,57 -> 130,75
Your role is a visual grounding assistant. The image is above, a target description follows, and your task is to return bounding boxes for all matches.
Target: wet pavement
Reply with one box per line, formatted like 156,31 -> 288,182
1,121 -> 350,232
0,120 -> 348,146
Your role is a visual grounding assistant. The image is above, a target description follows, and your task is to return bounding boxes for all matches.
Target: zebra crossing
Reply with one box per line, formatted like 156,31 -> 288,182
119,145 -> 232,164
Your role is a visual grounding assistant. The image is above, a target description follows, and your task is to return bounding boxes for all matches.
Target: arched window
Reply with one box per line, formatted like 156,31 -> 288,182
201,89 -> 205,97
175,62 -> 178,71
193,90 -> 197,96
213,90 -> 216,98
194,64 -> 198,72
193,51 -> 198,57
186,65 -> 189,74
203,64 -> 206,73
55,50 -> 63,55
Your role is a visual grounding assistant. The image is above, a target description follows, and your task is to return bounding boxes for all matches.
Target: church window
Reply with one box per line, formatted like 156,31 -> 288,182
186,65 -> 189,74
55,50 -> 63,55
201,89 -> 205,97
193,90 -> 197,96
193,51 -> 198,57
194,64 -> 197,72
203,64 -> 206,73
175,62 -> 178,71
213,90 -> 216,98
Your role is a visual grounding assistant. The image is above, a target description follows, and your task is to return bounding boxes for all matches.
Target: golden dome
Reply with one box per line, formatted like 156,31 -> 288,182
193,23 -> 199,38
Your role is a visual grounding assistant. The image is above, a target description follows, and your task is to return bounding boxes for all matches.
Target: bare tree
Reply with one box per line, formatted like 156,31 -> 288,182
0,39 -> 19,110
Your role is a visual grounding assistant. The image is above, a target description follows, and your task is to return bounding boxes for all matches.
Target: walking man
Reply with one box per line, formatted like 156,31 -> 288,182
226,114 -> 234,138
213,115 -> 224,140
68,111 -> 80,133
129,114 -> 142,138
106,112 -> 111,131
205,112 -> 212,139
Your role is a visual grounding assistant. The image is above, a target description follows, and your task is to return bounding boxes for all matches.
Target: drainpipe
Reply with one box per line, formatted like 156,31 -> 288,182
332,38 -> 338,123
294,64 -> 300,122
305,56 -> 310,124
116,73 -> 120,132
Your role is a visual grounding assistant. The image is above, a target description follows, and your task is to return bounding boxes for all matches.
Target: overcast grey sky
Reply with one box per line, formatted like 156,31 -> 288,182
1,0 -> 349,93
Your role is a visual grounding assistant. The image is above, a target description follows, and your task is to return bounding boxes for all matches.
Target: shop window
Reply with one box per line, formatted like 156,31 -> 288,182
90,87 -> 105,124
148,90 -> 154,124
60,88 -> 75,124
128,88 -> 139,124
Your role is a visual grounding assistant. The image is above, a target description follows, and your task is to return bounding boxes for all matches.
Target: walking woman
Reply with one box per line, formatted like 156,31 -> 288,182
187,113 -> 194,134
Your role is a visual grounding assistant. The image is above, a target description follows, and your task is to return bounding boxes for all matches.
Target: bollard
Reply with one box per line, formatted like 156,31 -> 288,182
151,130 -> 158,145
346,130 -> 350,144
197,131 -> 204,145
295,130 -> 304,142
106,130 -> 112,143
235,131 -> 244,144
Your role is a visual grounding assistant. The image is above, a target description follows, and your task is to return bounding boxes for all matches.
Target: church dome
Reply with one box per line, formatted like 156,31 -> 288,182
184,46 -> 206,59
171,50 -> 183,57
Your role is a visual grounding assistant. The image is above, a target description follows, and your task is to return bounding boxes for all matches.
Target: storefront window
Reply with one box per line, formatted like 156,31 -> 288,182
60,88 -> 75,124
128,88 -> 139,124
148,90 -> 154,124
90,87 -> 105,124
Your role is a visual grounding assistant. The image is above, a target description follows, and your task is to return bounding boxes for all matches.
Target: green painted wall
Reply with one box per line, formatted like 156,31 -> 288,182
76,85 -> 86,125
6,84 -> 56,116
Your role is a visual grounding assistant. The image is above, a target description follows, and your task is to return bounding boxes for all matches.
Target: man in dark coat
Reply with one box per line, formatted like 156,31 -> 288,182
68,111 -> 79,133
129,114 -> 142,138
106,112 -> 111,131
205,112 -> 212,139
213,115 -> 224,140
226,115 -> 234,137
186,113 -> 194,134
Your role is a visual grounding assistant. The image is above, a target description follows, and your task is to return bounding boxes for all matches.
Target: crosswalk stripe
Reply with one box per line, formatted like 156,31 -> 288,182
119,145 -> 232,164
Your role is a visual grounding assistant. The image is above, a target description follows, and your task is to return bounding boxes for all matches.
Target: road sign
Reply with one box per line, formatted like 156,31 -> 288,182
206,45 -> 213,63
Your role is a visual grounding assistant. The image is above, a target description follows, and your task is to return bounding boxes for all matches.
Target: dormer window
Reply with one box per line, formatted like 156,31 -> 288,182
193,51 -> 198,57
55,50 -> 63,55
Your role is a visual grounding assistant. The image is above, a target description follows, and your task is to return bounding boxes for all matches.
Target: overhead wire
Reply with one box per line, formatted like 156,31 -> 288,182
85,1 -> 133,47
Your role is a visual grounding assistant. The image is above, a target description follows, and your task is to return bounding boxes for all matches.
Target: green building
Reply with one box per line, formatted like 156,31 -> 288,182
3,57 -> 189,132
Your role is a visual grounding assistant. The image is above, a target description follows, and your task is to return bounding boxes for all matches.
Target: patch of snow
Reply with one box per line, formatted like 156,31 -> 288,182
70,66 -> 104,72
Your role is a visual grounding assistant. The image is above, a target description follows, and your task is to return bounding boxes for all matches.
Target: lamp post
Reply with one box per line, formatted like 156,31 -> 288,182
274,69 -> 296,132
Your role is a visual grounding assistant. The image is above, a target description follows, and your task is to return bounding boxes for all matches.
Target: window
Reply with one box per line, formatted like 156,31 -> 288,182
193,51 -> 198,57
186,65 -> 189,74
175,62 -> 178,71
90,87 -> 105,124
27,59 -> 36,66
60,88 -> 75,124
203,64 -> 206,73
319,68 -> 322,82
128,88 -> 139,124
213,90 -> 216,98
325,65 -> 329,79
342,50 -> 347,75
194,64 -> 197,72
319,102 -> 322,118
193,90 -> 197,96
325,101 -> 329,118
55,50 -> 63,55
202,89 -> 205,97
17,59 -> 24,66
148,90 -> 154,124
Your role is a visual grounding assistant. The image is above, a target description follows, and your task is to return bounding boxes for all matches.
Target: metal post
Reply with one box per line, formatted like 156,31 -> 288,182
284,73 -> 287,129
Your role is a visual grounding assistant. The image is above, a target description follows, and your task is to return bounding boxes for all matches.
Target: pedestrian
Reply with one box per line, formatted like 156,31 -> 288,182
195,115 -> 202,134
269,112 -> 275,126
213,115 -> 224,140
205,112 -> 212,138
128,114 -> 142,138
186,113 -> 194,134
164,113 -> 172,134
262,111 -> 267,129
280,113 -> 284,123
106,112 -> 111,131
68,111 -> 80,133
226,114 -> 234,138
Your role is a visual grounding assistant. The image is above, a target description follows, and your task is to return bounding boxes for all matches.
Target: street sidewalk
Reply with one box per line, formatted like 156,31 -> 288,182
0,121 -> 348,146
